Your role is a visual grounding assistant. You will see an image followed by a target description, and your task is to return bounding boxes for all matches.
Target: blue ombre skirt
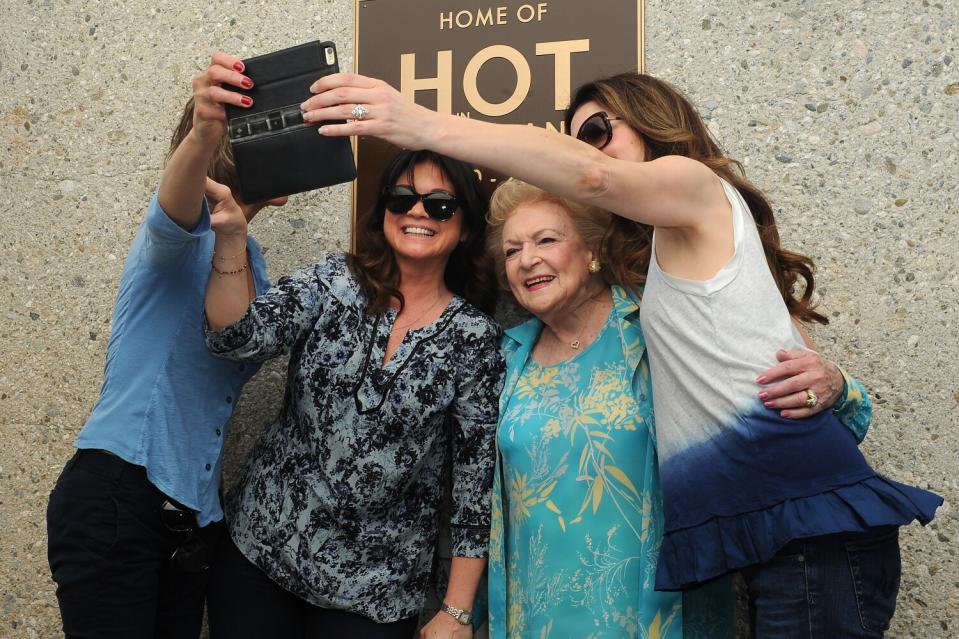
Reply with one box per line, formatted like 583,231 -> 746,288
655,405 -> 942,591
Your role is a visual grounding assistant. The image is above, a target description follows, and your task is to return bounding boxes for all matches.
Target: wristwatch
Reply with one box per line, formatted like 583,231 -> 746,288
440,601 -> 472,625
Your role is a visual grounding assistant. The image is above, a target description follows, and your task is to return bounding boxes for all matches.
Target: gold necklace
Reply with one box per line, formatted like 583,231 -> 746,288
548,319 -> 590,350
551,293 -> 610,350
394,293 -> 443,331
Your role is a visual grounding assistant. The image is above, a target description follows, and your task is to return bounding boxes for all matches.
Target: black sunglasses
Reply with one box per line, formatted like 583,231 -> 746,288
575,111 -> 622,150
384,185 -> 459,222
160,500 -> 211,573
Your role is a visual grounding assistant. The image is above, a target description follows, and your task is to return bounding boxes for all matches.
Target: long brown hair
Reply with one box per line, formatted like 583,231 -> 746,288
168,97 -> 240,194
564,73 -> 827,324
346,150 -> 498,316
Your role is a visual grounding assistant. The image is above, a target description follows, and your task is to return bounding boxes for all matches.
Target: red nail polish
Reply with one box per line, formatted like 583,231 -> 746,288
241,78 -> 253,89
240,96 -> 252,106
233,62 -> 244,72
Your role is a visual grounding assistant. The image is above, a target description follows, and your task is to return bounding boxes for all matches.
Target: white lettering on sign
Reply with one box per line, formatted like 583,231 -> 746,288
439,6 -> 509,29
400,38 -> 589,116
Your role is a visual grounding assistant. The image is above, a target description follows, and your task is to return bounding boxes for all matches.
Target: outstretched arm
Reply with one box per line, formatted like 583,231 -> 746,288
302,73 -> 721,231
159,51 -> 254,229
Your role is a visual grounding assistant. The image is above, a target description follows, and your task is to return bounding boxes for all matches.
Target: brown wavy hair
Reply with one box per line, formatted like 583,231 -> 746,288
347,150 -> 498,316
167,97 -> 240,193
564,73 -> 827,325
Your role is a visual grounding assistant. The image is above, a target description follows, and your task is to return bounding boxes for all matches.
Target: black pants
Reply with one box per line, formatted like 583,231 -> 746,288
46,449 -> 223,639
207,535 -> 420,639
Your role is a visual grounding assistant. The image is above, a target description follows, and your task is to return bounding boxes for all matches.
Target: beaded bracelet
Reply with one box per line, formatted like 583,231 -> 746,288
211,260 -> 249,277
213,250 -> 246,262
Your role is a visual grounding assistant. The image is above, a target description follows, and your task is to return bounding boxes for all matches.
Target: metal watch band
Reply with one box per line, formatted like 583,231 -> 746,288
440,602 -> 472,625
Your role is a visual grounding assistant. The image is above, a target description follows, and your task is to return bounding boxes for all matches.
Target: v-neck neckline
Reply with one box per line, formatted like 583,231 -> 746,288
351,297 -> 467,416
379,296 -> 463,369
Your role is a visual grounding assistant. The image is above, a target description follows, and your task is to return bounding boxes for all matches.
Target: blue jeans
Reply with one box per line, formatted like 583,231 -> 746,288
742,527 -> 901,638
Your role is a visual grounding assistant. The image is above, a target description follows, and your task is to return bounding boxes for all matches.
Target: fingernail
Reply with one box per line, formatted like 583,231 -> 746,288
781,410 -> 790,418
233,62 -> 245,72
317,126 -> 326,135
241,77 -> 253,89
300,101 -> 309,112
764,401 -> 773,408
309,82 -> 318,93
756,375 -> 768,384
758,392 -> 769,400
240,96 -> 252,106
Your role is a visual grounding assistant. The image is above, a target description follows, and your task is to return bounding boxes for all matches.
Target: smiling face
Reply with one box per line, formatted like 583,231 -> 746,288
501,199 -> 597,321
569,99 -> 648,163
382,161 -> 466,271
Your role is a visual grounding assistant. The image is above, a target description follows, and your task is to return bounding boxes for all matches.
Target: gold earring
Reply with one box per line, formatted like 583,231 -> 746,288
588,259 -> 602,274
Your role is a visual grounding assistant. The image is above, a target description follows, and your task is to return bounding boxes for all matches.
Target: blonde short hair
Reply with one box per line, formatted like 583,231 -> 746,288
486,179 -> 615,288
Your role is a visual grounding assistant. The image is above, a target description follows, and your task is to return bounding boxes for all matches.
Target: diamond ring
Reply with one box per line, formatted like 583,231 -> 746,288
350,104 -> 370,121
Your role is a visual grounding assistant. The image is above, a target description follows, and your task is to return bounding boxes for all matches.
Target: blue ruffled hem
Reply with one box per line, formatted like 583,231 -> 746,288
655,474 -> 942,591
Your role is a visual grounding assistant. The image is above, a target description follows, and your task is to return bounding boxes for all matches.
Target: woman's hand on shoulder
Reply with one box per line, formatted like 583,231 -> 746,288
301,72 -> 441,150
191,51 -> 256,147
756,348 -> 843,419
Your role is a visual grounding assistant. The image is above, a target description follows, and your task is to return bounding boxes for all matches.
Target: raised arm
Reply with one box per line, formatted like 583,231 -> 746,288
159,51 -> 254,229
204,178 -> 257,330
301,73 -> 720,231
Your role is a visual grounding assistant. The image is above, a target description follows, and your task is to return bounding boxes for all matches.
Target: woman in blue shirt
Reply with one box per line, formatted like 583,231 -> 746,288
45,52 -> 285,638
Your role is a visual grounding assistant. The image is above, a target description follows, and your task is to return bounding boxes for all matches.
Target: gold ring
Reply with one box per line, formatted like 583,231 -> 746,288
804,389 -> 819,408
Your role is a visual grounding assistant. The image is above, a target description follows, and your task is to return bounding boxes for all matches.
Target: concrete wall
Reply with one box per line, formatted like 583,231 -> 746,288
1,0 -> 955,636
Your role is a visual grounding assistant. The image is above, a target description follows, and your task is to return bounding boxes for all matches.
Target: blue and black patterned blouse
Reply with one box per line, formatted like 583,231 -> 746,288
205,253 -> 505,622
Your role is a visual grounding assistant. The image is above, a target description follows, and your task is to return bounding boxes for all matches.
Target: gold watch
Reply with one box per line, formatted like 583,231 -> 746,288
440,601 -> 472,625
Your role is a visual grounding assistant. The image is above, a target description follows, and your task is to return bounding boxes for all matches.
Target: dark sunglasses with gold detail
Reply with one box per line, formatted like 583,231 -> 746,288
575,111 -> 622,150
383,185 -> 459,222
160,499 -> 212,573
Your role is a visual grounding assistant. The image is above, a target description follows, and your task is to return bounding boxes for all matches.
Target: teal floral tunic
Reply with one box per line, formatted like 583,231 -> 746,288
488,287 -> 736,639
487,286 -> 873,638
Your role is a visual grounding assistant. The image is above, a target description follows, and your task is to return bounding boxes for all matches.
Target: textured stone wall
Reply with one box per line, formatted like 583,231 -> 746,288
1,0 -> 955,637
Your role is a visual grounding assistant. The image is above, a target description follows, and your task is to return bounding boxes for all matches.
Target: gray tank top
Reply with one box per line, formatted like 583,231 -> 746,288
641,179 -> 807,465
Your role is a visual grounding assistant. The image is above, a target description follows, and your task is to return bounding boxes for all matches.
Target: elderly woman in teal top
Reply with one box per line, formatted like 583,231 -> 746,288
481,179 -> 871,639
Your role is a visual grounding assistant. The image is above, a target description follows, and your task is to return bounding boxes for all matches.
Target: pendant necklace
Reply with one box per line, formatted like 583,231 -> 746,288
394,293 -> 443,332
554,294 -> 610,350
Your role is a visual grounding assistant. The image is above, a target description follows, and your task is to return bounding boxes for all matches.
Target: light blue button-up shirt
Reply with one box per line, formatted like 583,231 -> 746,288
75,193 -> 269,526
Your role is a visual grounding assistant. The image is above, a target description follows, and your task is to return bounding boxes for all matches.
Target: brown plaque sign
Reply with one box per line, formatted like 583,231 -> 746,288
354,0 -> 644,230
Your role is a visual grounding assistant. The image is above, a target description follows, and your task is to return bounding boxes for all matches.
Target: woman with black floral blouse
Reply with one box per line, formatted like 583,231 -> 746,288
202,146 -> 504,638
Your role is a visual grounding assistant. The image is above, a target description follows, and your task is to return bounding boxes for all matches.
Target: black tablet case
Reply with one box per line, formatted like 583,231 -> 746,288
224,41 -> 356,202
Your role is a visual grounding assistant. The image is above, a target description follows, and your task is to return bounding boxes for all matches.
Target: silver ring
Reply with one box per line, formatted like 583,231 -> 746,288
350,104 -> 370,121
